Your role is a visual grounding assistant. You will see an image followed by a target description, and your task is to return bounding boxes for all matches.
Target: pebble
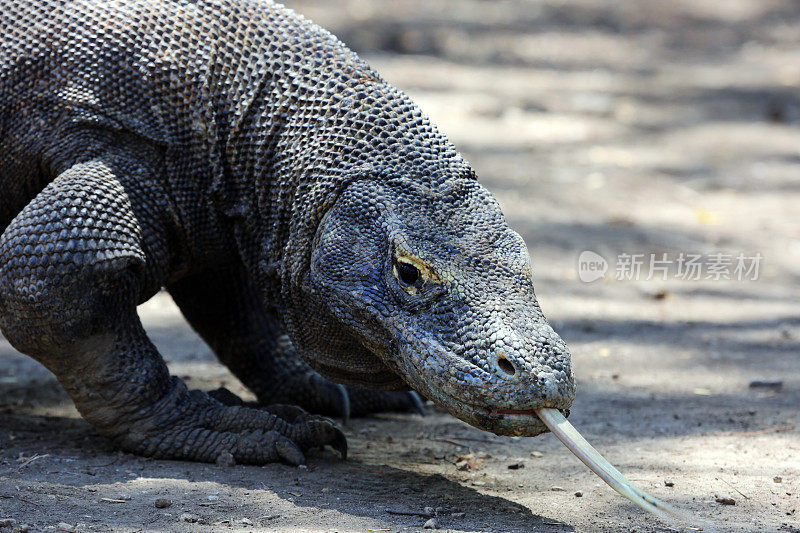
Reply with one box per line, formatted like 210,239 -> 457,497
456,460 -> 470,471
530,451 -> 543,458
12,525 -> 29,533
574,491 -> 583,497
215,452 -> 236,467
180,513 -> 199,523
56,523 -> 74,532
715,496 -> 736,506
0,519 -> 16,528
154,498 -> 172,509
507,462 -> 524,470
652,289 -> 669,300
423,518 -> 438,529
451,512 -> 465,518
239,518 -> 253,526
207,495 -> 219,501
664,479 -> 675,487
774,476 -> 783,483
550,486 -> 566,492
424,507 -> 435,516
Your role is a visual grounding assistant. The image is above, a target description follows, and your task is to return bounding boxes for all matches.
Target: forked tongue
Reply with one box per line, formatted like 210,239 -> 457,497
535,408 -> 702,529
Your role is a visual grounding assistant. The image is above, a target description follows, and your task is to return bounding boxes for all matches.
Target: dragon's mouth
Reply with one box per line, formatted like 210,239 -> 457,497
488,408 -> 538,416
391,330 -> 698,527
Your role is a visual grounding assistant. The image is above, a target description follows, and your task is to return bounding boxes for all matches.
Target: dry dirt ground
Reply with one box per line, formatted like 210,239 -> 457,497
2,0 -> 799,532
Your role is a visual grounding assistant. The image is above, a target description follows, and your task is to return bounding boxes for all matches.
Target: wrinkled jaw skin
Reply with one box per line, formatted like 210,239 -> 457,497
393,321 -> 575,437
304,178 -> 576,437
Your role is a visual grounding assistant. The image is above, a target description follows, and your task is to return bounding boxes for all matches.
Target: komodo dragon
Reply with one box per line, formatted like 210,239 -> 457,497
0,0 -> 575,465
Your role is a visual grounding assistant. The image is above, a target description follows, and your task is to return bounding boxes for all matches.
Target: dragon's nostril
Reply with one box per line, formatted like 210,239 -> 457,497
496,355 -> 516,377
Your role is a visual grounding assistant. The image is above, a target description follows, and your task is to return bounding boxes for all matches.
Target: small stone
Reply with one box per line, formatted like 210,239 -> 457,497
456,460 -> 470,471
207,495 -> 219,501
574,491 -> 583,497
56,523 -> 74,532
239,518 -> 253,526
550,486 -> 566,492
12,525 -> 29,533
154,499 -> 172,509
0,519 -> 16,528
423,518 -> 438,529
471,480 -> 486,487
715,496 -> 736,506
774,476 -> 783,483
530,451 -> 543,458
664,479 -> 675,487
423,507 -> 434,516
507,462 -> 524,470
180,513 -> 198,523
451,512 -> 465,518
215,451 -> 236,467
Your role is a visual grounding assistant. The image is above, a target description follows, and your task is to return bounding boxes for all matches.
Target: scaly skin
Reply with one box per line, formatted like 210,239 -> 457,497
0,0 -> 575,465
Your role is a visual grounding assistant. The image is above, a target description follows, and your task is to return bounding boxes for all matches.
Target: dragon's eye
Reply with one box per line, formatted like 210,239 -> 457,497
394,259 -> 420,286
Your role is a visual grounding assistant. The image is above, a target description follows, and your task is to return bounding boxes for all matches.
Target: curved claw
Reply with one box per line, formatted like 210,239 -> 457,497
334,383 -> 351,425
331,427 -> 348,460
408,391 -> 426,416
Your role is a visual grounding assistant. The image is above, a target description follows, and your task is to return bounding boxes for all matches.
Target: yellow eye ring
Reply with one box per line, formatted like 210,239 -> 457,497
392,255 -> 438,293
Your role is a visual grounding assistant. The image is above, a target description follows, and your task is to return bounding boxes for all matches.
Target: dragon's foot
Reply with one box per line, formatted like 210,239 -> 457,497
247,371 -> 425,423
111,379 -> 345,466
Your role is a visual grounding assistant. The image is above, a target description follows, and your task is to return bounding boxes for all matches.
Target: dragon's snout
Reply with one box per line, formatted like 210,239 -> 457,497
395,319 -> 576,437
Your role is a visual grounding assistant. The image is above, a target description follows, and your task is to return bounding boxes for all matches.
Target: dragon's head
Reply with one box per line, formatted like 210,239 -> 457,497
288,175 -> 575,436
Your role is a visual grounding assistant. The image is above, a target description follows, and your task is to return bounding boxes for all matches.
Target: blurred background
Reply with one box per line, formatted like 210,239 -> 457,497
1,1 -> 798,531
285,0 -> 800,435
